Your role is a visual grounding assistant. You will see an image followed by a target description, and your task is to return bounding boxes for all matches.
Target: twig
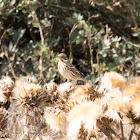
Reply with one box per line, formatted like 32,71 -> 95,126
129,124 -> 135,140
96,52 -> 102,76
9,30 -> 24,79
34,11 -> 45,82
126,41 -> 140,48
35,11 -> 45,45
49,18 -> 54,38
5,28 -> 25,79
0,30 -> 6,45
68,41 -> 73,64
69,24 -> 80,63
5,50 -> 17,79
99,120 -> 121,140
39,52 -> 45,83
87,14 -> 95,75
122,37 -> 140,48
51,4 -> 80,14
88,38 -> 94,75
11,33 -> 21,67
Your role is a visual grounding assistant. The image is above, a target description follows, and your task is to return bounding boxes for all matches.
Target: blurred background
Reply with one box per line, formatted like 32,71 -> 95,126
0,0 -> 140,84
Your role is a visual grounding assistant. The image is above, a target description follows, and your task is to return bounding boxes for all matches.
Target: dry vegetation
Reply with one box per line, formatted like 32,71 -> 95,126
0,72 -> 139,140
0,0 -> 140,139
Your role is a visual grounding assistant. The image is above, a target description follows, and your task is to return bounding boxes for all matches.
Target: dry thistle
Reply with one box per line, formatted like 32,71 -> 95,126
132,93 -> 140,118
44,106 -> 66,133
98,71 -> 126,93
67,84 -> 95,109
0,108 -> 7,137
0,76 -> 14,103
67,101 -> 102,140
44,82 -> 58,93
104,97 -> 132,123
122,76 -> 140,97
57,82 -> 75,98
12,76 -> 41,106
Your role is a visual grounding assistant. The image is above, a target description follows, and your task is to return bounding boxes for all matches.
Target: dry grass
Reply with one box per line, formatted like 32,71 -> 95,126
0,73 -> 139,140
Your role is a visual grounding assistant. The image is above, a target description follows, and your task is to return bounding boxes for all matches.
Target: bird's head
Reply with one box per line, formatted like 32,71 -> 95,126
57,53 -> 68,61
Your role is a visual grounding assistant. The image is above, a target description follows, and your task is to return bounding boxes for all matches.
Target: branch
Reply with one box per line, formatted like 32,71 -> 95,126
11,33 -> 21,67
69,24 -> 80,63
6,29 -> 25,79
6,50 -> 17,79
34,11 -> 45,82
0,30 -> 6,46
88,38 -> 94,75
35,11 -> 45,45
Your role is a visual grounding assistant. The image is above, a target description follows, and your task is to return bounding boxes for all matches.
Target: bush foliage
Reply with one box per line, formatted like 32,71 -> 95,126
0,0 -> 140,82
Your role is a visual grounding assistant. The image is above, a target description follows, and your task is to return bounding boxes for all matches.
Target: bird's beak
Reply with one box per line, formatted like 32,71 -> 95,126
57,55 -> 62,61
57,55 -> 60,59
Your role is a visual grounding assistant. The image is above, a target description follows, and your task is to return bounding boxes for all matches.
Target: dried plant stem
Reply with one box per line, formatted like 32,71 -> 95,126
96,52 -> 102,77
0,30 -> 6,45
68,41 -> 73,64
0,30 -> 17,78
88,38 -> 94,75
123,37 -> 140,48
39,52 -> 45,83
5,30 -> 24,79
23,108 -> 29,138
129,124 -> 135,140
11,33 -> 22,67
120,121 -> 124,139
34,11 -> 45,82
100,121 -> 121,140
35,12 -> 45,45
69,24 -> 80,63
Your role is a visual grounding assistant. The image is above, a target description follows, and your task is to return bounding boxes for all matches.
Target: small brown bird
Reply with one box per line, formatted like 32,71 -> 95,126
57,53 -> 86,82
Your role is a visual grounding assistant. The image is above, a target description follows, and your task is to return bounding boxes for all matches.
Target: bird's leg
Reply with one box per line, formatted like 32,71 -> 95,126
73,80 -> 77,85
70,80 -> 77,86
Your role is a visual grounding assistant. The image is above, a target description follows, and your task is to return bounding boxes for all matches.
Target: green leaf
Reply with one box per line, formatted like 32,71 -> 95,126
70,29 -> 78,42
13,28 -> 26,42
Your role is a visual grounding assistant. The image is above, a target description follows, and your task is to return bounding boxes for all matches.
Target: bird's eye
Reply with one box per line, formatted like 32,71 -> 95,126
62,57 -> 67,60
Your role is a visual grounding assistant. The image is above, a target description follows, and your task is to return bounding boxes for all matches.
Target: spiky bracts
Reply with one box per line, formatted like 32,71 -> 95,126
132,93 -> 140,118
0,72 -> 139,140
12,76 -> 41,106
122,76 -> 140,97
44,106 -> 66,132
67,101 -> 102,140
98,71 -> 126,92
0,76 -> 14,103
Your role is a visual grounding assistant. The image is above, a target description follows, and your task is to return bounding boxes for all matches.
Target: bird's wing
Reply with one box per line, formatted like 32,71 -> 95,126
66,60 -> 85,79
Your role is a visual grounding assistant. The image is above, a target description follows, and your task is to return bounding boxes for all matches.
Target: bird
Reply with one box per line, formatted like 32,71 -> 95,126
57,53 -> 86,82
